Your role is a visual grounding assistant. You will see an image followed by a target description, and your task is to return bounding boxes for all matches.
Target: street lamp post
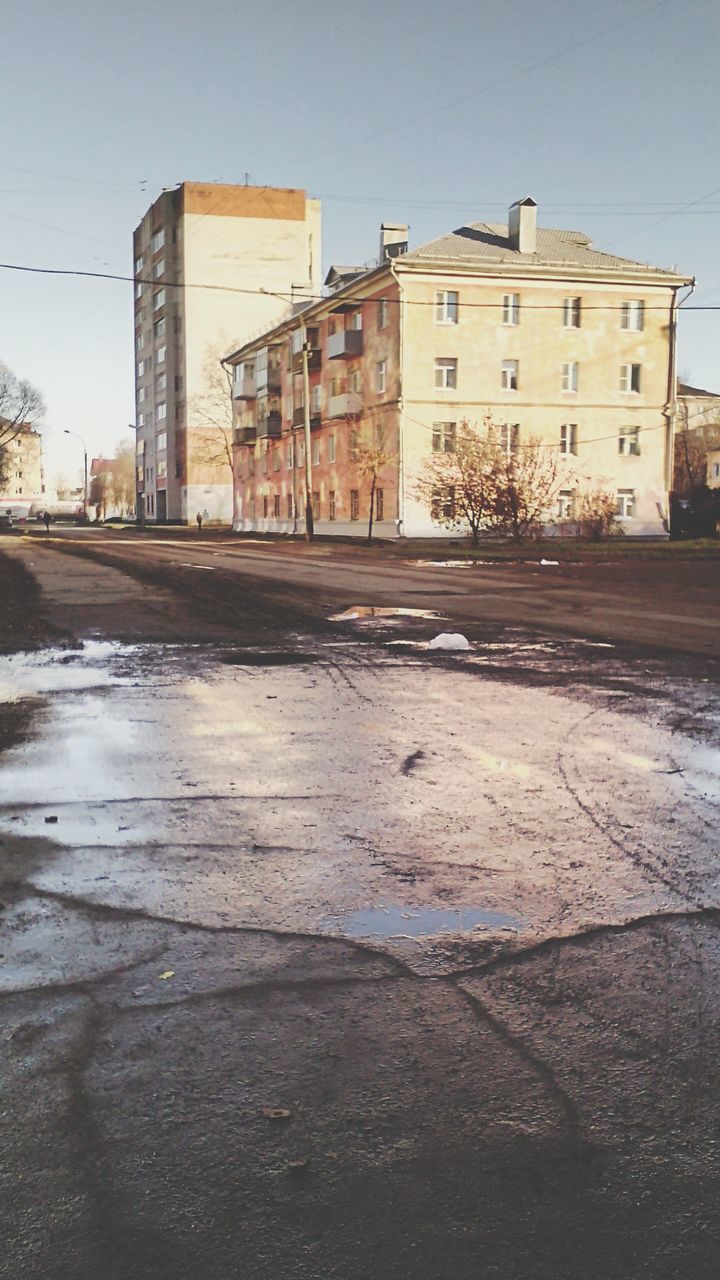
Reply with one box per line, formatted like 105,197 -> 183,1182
63,430 -> 88,521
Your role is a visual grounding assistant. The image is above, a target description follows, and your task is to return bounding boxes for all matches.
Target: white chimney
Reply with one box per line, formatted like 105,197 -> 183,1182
379,222 -> 409,262
508,198 -> 537,254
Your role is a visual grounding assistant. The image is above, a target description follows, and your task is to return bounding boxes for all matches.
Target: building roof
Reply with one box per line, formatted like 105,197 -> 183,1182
678,380 -> 720,399
406,222 -> 685,277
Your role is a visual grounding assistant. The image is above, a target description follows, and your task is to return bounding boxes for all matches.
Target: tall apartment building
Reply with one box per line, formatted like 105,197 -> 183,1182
133,183 -> 322,523
226,200 -> 692,538
0,423 -> 45,515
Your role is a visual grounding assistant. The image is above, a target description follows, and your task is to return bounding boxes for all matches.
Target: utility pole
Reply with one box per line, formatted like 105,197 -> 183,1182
302,339 -> 314,541
64,429 -> 88,521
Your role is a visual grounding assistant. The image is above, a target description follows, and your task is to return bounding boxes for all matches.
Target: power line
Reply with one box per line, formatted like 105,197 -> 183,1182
0,260 -> 710,312
296,0 -> 675,164
0,160 -> 146,190
401,410 -> 668,451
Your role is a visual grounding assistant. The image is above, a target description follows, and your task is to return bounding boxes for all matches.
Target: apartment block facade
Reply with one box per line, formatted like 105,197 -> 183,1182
0,424 -> 44,515
226,200 -> 691,538
133,183 -> 321,523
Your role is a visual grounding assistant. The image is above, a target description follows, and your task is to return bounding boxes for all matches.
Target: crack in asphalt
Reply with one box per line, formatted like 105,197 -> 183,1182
0,943 -> 170,1000
0,792 -> 342,811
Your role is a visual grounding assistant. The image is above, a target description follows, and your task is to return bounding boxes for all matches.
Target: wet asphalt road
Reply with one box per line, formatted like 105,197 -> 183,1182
2,537 -> 720,1278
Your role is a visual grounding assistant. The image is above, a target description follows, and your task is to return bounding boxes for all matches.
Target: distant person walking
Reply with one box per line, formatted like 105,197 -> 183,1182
43,511 -> 51,533
196,511 -> 203,531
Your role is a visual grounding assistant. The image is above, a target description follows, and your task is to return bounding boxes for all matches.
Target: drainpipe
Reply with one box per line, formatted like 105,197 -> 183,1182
663,281 -> 695,526
390,258 -> 405,537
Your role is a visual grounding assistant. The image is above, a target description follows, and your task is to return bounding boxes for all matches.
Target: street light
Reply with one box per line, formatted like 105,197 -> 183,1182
63,429 -> 88,520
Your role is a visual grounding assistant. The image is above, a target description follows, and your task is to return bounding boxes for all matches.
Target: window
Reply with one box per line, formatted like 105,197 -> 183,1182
297,441 -> 305,467
563,297 -> 581,328
560,423 -> 577,455
435,358 -> 457,390
151,228 -> 165,253
328,317 -> 337,336
154,259 -> 165,279
312,490 -> 320,517
153,288 -> 165,311
273,449 -> 281,471
137,360 -> 145,378
431,486 -> 456,521
348,310 -> 363,331
378,299 -> 388,329
376,488 -> 384,521
156,372 -> 167,393
156,345 -> 166,364
432,421 -> 457,453
500,423 -> 520,455
502,293 -> 520,325
350,489 -> 360,520
312,439 -> 320,466
156,431 -> 167,451
350,369 -> 362,394
138,413 -> 145,428
157,402 -> 167,420
329,490 -> 336,520
135,254 -> 144,273
501,359 -> 519,391
263,496 -> 269,519
157,459 -> 167,479
562,361 -> 578,392
138,387 -> 146,403
311,384 -> 322,413
435,290 -> 459,324
287,442 -> 294,470
621,300 -> 644,331
273,494 -> 281,518
328,434 -> 336,464
616,488 -> 636,518
557,490 -> 574,519
136,333 -> 144,353
154,318 -> 166,339
620,363 -> 641,393
287,494 -> 294,519
619,425 -> 640,456
135,282 -> 142,300
376,360 -> 386,394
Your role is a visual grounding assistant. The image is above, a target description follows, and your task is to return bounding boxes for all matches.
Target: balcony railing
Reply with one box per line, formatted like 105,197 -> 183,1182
256,367 -> 282,395
328,392 -> 362,418
234,426 -> 257,446
292,347 -> 322,374
293,406 -> 322,430
256,411 -> 282,439
327,330 -> 363,360
233,373 -> 256,400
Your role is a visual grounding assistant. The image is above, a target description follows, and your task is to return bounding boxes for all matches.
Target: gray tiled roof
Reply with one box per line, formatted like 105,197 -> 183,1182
407,222 -> 681,275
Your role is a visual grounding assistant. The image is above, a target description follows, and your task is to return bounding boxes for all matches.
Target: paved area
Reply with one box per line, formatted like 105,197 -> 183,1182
1,537 -> 719,1278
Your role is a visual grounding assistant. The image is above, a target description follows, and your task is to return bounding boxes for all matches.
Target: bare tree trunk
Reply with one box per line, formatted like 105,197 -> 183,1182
367,474 -> 376,543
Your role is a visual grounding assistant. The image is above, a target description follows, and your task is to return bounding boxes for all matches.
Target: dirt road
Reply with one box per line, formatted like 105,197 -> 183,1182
2,535 -> 720,1279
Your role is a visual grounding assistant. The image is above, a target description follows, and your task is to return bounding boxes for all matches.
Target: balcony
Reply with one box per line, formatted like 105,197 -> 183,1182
328,392 -> 362,418
256,367 -> 282,395
234,425 -> 257,446
256,411 -> 282,439
233,372 -> 256,400
292,347 -> 321,374
293,406 -> 322,430
327,329 -> 363,360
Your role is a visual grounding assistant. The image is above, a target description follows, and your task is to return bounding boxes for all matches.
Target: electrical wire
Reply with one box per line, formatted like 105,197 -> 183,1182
0,260 -> 710,311
400,409 -> 667,451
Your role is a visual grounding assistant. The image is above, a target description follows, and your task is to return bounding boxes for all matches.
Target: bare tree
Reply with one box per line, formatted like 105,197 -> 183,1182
489,430 -> 563,543
0,366 -> 45,487
109,440 -> 136,515
674,397 -> 720,496
576,487 -> 620,541
189,347 -> 235,480
353,423 -> 395,542
415,416 -> 563,545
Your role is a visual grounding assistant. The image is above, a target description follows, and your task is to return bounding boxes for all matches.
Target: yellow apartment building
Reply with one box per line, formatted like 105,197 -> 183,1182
225,199 -> 692,538
0,423 -> 45,516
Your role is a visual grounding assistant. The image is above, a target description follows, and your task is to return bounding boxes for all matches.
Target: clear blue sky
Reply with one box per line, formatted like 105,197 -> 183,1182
1,0 -> 717,483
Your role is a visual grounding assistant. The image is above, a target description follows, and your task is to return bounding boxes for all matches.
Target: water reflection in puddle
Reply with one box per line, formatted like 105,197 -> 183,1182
329,606 -> 446,623
318,904 -> 521,939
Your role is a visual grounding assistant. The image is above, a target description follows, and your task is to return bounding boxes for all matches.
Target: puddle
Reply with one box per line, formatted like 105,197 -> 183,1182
412,560 -> 482,568
329,606 -> 446,623
318,904 -> 521,939
0,641 -> 140,699
220,650 -> 322,666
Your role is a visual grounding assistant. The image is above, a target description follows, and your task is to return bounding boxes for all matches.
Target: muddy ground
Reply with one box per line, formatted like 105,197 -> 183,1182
1,533 -> 720,1279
